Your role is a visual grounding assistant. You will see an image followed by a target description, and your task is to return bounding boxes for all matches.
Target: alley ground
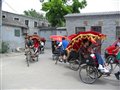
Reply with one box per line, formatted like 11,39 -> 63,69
0,49 -> 120,90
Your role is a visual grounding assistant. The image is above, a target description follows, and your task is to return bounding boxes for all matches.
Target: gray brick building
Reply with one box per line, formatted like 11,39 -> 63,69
1,11 -> 67,51
64,11 -> 120,53
2,11 -> 49,52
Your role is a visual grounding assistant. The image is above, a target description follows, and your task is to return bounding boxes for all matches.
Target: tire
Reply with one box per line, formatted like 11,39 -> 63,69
55,55 -> 60,64
69,58 -> 80,71
36,55 -> 39,62
79,64 -> 98,84
106,55 -> 114,73
26,54 -> 31,67
52,55 -> 56,60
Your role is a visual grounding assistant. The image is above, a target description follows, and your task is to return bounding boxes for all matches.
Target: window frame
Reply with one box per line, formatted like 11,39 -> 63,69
25,20 -> 29,26
34,21 -> 38,27
116,26 -> 120,39
14,17 -> 19,21
75,27 -> 85,34
14,29 -> 20,37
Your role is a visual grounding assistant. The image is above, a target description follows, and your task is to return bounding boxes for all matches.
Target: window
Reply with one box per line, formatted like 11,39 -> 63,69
14,29 -> 20,37
25,20 -> 29,26
34,21 -> 37,27
75,27 -> 85,34
14,18 -> 19,21
116,26 -> 120,39
91,26 -> 101,33
2,15 -> 5,18
42,23 -> 45,26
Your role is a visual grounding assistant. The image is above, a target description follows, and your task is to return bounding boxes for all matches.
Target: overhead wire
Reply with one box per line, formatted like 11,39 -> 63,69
2,0 -> 18,13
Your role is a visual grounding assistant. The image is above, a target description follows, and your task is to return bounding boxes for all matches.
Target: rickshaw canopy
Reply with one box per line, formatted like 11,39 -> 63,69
67,34 -> 77,41
50,35 -> 66,42
31,34 -> 41,41
66,30 -> 106,52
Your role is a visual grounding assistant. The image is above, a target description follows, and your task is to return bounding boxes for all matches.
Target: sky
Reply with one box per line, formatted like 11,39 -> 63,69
2,0 -> 120,15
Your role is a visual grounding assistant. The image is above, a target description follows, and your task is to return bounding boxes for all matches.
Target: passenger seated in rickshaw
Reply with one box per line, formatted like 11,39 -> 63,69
39,40 -> 45,51
79,39 -> 109,73
33,38 -> 40,56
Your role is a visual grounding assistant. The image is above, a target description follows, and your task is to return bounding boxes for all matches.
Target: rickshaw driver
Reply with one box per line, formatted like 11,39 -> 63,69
25,36 -> 34,55
25,36 -> 34,48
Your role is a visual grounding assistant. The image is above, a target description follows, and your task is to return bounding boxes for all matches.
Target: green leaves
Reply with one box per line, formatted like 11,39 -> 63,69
24,9 -> 45,19
42,0 -> 87,27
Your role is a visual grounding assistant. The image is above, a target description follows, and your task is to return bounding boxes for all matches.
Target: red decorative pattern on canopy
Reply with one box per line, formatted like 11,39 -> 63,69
66,31 -> 106,52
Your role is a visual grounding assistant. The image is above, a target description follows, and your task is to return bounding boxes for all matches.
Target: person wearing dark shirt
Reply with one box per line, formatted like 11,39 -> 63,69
25,36 -> 34,48
113,37 -> 120,80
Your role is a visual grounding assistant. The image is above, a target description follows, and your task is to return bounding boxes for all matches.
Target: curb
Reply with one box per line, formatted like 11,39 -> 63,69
1,52 -> 24,57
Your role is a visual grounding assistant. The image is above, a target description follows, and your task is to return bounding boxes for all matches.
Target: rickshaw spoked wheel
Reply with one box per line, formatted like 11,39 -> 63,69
79,64 -> 98,84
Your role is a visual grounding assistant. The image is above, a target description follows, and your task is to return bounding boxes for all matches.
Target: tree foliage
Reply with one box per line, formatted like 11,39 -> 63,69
24,9 -> 45,19
42,0 -> 87,27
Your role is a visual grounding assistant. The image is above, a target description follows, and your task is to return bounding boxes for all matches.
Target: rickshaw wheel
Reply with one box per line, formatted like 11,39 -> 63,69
26,54 -> 31,67
79,64 -> 98,84
106,55 -> 114,73
69,58 -> 80,71
36,56 -> 39,62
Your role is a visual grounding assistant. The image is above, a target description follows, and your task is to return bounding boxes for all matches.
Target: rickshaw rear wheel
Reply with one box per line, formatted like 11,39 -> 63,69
79,64 -> 98,84
106,55 -> 114,73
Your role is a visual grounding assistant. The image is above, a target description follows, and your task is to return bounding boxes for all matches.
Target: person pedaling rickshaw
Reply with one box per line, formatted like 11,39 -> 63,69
25,36 -> 34,54
56,37 -> 69,62
25,35 -> 40,61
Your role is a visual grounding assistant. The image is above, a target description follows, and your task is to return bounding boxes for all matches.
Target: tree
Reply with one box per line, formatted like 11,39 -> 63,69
42,0 -> 87,27
24,9 -> 45,19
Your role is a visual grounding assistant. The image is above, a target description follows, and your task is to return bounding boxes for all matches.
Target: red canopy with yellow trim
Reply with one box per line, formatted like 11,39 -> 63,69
67,34 -> 77,41
66,31 -> 106,52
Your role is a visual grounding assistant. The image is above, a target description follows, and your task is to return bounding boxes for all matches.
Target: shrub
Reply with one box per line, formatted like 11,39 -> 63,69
0,41 -> 9,53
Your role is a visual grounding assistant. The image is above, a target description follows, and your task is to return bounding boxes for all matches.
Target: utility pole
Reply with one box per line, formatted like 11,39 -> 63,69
0,0 -> 2,50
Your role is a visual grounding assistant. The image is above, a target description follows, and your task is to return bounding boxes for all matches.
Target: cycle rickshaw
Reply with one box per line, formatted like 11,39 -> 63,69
105,51 -> 120,74
50,35 -> 66,64
25,34 -> 40,67
66,31 -> 110,84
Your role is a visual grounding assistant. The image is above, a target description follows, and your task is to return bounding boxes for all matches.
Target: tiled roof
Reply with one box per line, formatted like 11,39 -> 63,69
2,11 -> 47,21
64,11 -> 120,18
2,18 -> 28,28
